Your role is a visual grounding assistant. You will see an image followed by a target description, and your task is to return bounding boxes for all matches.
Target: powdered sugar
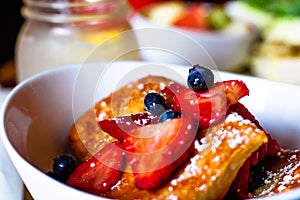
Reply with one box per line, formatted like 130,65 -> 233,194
168,112 -> 265,194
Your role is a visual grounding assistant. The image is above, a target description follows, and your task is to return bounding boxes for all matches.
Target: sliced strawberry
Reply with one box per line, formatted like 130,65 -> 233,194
161,82 -> 187,112
123,118 -> 197,190
162,80 -> 249,129
181,80 -> 249,128
161,82 -> 201,125
67,142 -> 125,195
98,113 -> 159,141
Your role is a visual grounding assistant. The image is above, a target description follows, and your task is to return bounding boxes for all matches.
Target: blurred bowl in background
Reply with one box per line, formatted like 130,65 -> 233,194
128,8 -> 258,72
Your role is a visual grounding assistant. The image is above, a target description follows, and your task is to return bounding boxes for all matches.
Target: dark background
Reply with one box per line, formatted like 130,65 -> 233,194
0,0 -> 24,67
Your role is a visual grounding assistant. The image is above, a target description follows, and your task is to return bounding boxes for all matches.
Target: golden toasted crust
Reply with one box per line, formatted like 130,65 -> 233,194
68,75 -> 174,161
103,113 -> 268,200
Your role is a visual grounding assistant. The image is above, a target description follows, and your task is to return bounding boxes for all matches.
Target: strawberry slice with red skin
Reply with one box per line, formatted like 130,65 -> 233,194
67,142 -> 125,195
192,80 -> 249,104
168,80 -> 249,129
197,80 -> 249,128
98,113 -> 159,141
123,118 -> 197,190
161,82 -> 187,112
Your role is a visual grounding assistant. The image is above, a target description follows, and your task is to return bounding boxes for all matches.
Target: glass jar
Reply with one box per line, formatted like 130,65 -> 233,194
16,0 -> 139,82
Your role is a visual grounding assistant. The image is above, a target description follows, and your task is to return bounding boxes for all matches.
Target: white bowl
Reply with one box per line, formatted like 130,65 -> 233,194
128,11 -> 258,72
1,61 -> 300,200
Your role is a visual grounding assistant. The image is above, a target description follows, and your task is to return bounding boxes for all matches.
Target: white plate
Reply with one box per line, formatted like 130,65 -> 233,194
1,61 -> 300,200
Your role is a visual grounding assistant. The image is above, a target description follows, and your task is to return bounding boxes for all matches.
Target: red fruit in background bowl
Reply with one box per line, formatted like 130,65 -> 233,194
128,0 -> 164,10
173,3 -> 208,30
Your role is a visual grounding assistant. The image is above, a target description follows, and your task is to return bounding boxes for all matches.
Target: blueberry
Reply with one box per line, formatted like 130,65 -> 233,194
52,154 -> 77,182
158,110 -> 181,122
187,65 -> 214,92
249,164 -> 267,191
144,92 -> 168,115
